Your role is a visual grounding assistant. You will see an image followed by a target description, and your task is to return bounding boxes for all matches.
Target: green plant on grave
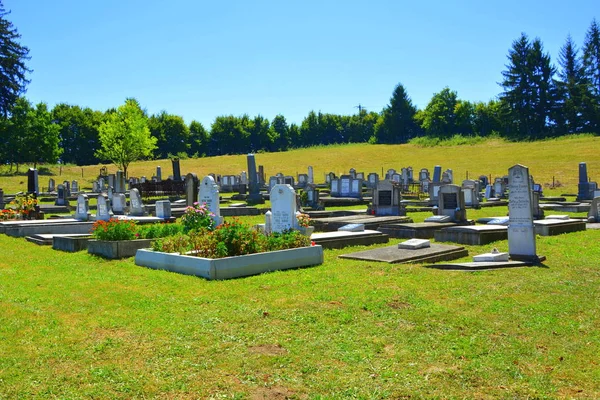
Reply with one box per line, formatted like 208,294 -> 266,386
91,218 -> 137,241
136,221 -> 184,239
180,202 -> 215,233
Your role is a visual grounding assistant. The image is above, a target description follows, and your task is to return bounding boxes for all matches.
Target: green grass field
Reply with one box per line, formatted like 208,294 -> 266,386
1,137 -> 600,398
1,135 -> 599,195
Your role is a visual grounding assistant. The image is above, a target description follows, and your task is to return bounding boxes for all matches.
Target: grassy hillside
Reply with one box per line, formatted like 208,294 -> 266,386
1,135 -> 599,194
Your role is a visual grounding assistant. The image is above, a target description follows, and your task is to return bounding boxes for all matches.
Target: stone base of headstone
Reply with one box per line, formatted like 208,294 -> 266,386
533,219 -> 586,236
246,193 -> 265,205
473,251 -> 510,262
310,230 -> 389,249
434,225 -> 508,246
311,215 -> 412,232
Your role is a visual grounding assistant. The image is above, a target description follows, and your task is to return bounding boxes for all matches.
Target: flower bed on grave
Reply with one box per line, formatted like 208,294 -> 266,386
1,194 -> 41,220
87,218 -> 184,259
135,218 -> 323,280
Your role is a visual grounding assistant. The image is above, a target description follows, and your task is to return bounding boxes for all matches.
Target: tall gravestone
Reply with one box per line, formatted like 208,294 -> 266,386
48,178 -> 56,192
155,200 -> 172,219
258,165 -> 265,186
432,165 -> 442,183
172,158 -> 181,181
199,176 -> 223,226
185,173 -> 199,206
96,194 -> 111,221
27,168 -> 39,195
577,162 -> 598,201
270,184 -> 298,232
71,180 -> 79,193
308,166 -> 314,184
156,166 -> 162,181
108,174 -> 115,191
247,154 -> 264,203
508,164 -> 540,262
75,194 -> 89,221
0,189 -> 4,209
129,188 -> 145,216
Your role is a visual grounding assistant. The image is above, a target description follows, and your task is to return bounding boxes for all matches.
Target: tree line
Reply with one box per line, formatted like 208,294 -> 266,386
0,1 -> 598,169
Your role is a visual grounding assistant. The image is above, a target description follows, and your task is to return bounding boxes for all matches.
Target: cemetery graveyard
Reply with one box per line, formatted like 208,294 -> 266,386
2,146 -> 600,397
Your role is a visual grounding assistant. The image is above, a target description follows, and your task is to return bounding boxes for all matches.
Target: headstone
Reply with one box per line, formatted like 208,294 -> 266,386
92,181 -> 99,193
479,175 -> 489,188
391,173 -> 401,184
107,186 -> 113,201
587,196 -> 600,223
270,184 -> 298,232
108,174 -> 115,191
577,162 -> 598,201
485,184 -> 493,200
349,168 -> 356,179
0,189 -> 4,209
115,171 -> 125,193
98,177 -> 105,191
63,180 -> 71,197
155,200 -> 172,219
438,184 -> 466,222
508,164 -> 539,262
419,168 -> 430,182
112,193 -> 126,215
171,158 -> 181,181
55,184 -> 69,206
75,194 -> 89,221
129,188 -> 145,216
264,210 -> 272,234
407,167 -> 413,182
247,154 -> 264,203
493,177 -> 505,198
330,178 -> 340,196
96,194 -> 111,221
297,174 -> 308,188
432,165 -> 442,183
401,168 -> 409,187
199,176 -> 223,226
240,171 -> 248,185
284,176 -> 295,187
308,166 -> 314,184
371,179 -> 403,216
367,173 -> 379,189
461,179 -> 480,208
48,178 -> 56,192
305,186 -> 320,209
156,166 -> 162,181
385,169 -> 396,180
258,165 -> 265,186
71,180 -> 79,193
185,173 -> 199,206
428,182 -> 443,205
27,168 -> 39,195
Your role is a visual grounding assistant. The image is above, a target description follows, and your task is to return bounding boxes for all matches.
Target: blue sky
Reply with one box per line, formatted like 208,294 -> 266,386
6,0 -> 597,129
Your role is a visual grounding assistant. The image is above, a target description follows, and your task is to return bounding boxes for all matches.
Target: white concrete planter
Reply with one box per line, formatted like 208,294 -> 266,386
135,245 -> 324,280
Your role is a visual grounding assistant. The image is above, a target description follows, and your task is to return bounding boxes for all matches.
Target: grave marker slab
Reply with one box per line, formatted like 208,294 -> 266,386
508,164 -> 540,262
75,194 -> 89,221
155,200 -> 172,219
270,184 -> 298,232
199,176 -> 223,226
129,188 -> 145,216
96,194 -> 111,221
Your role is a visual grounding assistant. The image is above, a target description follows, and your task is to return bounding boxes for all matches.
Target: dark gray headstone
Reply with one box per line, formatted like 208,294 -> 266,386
27,168 -> 39,195
185,173 -> 199,206
432,165 -> 442,183
171,158 -> 181,181
247,154 -> 264,203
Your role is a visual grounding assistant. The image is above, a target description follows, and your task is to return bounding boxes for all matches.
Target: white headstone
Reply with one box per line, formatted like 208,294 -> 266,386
155,200 -> 172,219
508,164 -> 538,262
75,194 -> 89,221
308,166 -> 314,184
129,188 -> 145,216
96,195 -> 111,221
199,176 -> 223,226
270,184 -> 297,233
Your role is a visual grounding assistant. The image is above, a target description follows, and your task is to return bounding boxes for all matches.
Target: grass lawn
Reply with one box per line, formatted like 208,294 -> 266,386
1,210 -> 600,398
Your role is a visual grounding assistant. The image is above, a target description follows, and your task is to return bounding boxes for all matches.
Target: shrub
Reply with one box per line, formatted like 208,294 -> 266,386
180,202 -> 215,233
91,219 -> 137,241
137,222 -> 184,239
211,219 -> 263,257
151,233 -> 192,253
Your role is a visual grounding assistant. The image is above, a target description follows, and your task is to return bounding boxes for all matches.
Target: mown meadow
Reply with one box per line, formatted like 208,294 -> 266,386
1,136 -> 600,398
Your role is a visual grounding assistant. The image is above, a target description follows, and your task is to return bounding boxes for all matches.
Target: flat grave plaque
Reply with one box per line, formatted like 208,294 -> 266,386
424,215 -> 451,223
338,223 -> 365,232
398,238 -> 431,249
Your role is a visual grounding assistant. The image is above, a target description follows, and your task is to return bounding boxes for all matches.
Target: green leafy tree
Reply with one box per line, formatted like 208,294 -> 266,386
473,100 -> 504,136
95,98 -> 157,177
52,103 -> 103,165
270,114 -> 290,151
415,87 -> 459,138
247,115 -> 271,152
372,83 -> 421,143
148,111 -> 191,159
189,120 -> 209,157
0,2 -> 30,118
209,115 -> 250,155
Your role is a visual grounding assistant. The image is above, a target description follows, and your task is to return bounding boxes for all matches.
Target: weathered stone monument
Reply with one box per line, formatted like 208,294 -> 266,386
577,162 -> 598,201
247,153 -> 264,204
115,171 -> 126,193
308,166 -> 314,184
27,168 -> 39,196
129,188 -> 145,216
171,158 -> 181,181
155,200 -> 172,219
96,194 -> 111,221
588,196 -> 600,223
55,184 -> 69,206
371,180 -> 404,216
199,176 -> 223,226
71,180 -> 79,193
74,194 -> 89,221
156,166 -> 162,181
48,178 -> 56,193
508,164 -> 541,262
185,173 -> 199,206
461,179 -> 480,208
112,193 -> 126,215
270,184 -> 298,232
437,184 -> 467,223
432,165 -> 442,183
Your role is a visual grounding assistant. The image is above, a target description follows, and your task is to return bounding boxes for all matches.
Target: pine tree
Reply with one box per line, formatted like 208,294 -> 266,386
582,19 -> 600,132
0,2 -> 30,117
555,35 -> 588,133
372,83 -> 420,143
